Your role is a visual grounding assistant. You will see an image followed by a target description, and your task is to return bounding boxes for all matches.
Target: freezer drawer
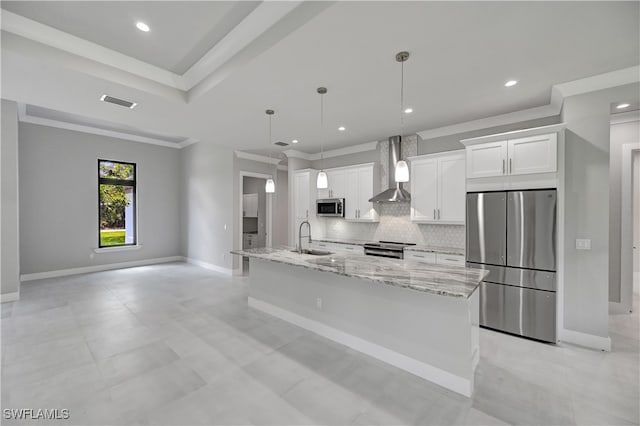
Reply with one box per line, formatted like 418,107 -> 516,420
467,262 -> 556,292
507,190 -> 557,271
466,192 -> 507,265
480,281 -> 556,342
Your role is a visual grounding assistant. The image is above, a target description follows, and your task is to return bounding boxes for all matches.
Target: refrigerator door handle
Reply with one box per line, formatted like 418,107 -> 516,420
502,159 -> 505,175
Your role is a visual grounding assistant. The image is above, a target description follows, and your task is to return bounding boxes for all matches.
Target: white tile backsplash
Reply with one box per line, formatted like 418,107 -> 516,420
319,203 -> 465,248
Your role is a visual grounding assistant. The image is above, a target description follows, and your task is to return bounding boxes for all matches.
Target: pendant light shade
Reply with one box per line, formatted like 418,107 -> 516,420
316,87 -> 329,190
265,109 -> 276,194
395,160 -> 409,182
316,171 -> 328,189
265,177 -> 275,193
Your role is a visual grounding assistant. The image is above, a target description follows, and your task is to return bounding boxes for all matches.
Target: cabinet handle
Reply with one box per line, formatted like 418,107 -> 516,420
509,158 -> 512,174
346,247 -> 354,250
437,209 -> 440,220
306,209 -> 308,218
413,254 -> 425,258
502,159 -> 505,175
433,209 -> 436,220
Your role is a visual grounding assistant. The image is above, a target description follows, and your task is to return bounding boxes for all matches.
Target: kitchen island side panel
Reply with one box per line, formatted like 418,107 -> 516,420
248,258 -> 479,396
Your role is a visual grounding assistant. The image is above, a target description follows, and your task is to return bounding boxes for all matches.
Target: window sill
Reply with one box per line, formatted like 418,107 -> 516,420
94,245 -> 142,254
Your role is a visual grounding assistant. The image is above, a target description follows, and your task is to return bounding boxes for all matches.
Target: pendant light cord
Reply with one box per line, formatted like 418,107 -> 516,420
320,92 -> 325,166
400,59 -> 404,137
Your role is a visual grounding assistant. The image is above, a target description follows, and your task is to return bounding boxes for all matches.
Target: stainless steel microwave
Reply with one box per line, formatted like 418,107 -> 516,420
316,198 -> 345,217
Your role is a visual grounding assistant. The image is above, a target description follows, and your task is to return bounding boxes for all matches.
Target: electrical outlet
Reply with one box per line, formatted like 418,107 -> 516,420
316,297 -> 322,309
575,239 -> 591,250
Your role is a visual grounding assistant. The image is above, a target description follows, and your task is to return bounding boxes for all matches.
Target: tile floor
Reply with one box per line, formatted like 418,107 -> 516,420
1,262 -> 638,425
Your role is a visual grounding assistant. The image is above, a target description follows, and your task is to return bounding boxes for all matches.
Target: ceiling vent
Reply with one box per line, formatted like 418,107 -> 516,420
274,141 -> 288,147
100,94 -> 137,109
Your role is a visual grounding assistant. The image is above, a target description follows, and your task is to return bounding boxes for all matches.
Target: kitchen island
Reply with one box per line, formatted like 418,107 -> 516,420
231,247 -> 488,396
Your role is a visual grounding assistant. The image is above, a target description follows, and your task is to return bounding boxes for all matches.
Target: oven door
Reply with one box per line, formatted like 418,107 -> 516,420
316,199 -> 344,217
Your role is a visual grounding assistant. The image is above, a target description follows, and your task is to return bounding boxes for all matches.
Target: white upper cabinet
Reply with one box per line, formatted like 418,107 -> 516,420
410,151 -> 465,224
294,171 -> 311,220
243,193 -> 258,218
410,158 -> 438,221
466,141 -> 508,179
507,133 -> 557,175
438,154 -> 466,222
465,133 -> 557,179
318,169 -> 347,199
343,165 -> 378,222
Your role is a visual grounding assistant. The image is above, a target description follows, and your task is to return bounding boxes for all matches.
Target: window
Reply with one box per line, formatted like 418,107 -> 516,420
98,160 -> 136,247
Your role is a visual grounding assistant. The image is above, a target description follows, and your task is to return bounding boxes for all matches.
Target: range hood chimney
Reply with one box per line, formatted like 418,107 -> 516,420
369,136 -> 411,203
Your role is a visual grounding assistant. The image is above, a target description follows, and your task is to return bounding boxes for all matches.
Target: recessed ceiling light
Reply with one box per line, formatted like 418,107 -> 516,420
404,108 -> 413,114
136,22 -> 150,32
504,80 -> 518,87
616,103 -> 631,109
292,139 -> 299,144
338,126 -> 346,131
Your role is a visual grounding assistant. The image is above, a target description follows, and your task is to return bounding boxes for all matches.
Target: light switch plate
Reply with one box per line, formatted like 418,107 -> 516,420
575,239 -> 591,250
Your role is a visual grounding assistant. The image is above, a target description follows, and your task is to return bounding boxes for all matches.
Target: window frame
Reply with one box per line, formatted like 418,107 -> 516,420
98,159 -> 137,248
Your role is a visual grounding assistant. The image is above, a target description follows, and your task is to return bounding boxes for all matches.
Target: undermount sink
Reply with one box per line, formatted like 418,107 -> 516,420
291,249 -> 333,256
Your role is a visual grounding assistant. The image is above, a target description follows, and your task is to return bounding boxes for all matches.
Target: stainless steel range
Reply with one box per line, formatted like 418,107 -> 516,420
364,241 -> 416,259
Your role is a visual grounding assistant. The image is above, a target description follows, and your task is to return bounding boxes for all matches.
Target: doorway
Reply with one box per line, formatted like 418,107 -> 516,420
239,172 -> 273,275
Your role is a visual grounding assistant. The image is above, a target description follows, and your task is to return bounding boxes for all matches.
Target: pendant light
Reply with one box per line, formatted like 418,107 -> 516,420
265,109 -> 276,193
394,51 -> 410,183
316,87 -> 329,189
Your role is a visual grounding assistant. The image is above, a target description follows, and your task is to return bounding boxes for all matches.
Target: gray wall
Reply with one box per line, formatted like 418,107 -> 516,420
181,141 -> 235,270
418,116 -> 562,154
310,148 -> 379,170
243,176 -> 266,247
19,123 -> 181,275
561,83 -> 639,338
609,118 -> 640,301
1,99 -> 20,297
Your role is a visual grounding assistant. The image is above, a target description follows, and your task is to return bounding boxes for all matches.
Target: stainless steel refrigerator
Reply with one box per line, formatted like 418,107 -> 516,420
466,189 -> 557,342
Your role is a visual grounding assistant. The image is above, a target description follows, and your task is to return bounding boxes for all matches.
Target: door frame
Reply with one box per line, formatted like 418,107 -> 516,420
616,140 -> 640,313
239,171 -> 273,257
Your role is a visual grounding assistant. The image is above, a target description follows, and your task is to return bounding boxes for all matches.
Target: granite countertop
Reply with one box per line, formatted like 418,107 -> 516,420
313,238 -> 370,246
404,245 -> 465,256
230,247 -> 487,299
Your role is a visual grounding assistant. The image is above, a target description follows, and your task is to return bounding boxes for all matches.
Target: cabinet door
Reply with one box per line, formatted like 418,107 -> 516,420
438,155 -> 465,223
317,186 -> 330,200
294,172 -> 310,220
466,141 -> 508,179
507,134 -> 557,175
410,158 -> 438,221
356,166 -> 376,220
344,168 -> 359,220
330,170 -> 346,199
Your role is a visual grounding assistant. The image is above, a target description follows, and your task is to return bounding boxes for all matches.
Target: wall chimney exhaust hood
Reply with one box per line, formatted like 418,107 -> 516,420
369,136 -> 411,203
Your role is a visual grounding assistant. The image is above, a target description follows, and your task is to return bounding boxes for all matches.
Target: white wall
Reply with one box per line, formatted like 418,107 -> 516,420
634,150 -> 640,277
1,99 -> 20,299
180,141 -> 235,272
609,118 -> 640,302
18,123 -> 181,275
561,83 -> 639,341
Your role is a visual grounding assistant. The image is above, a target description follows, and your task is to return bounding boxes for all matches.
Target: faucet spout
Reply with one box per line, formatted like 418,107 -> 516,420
298,220 -> 312,254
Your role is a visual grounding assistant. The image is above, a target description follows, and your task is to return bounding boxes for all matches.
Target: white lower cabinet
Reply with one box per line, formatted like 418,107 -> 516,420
405,251 -> 465,266
309,241 -> 364,255
410,151 -> 465,224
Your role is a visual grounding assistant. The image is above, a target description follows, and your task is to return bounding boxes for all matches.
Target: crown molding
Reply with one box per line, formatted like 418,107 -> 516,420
234,150 -> 281,165
611,110 -> 640,125
18,103 -> 188,149
418,66 -> 640,141
460,123 -> 566,147
277,164 -> 288,171
283,140 -> 378,161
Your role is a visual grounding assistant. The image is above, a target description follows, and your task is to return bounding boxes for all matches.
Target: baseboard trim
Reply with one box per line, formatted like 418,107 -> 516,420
184,257 -> 233,276
1,291 -> 20,303
20,256 -> 183,282
248,296 -> 473,397
559,328 -> 612,351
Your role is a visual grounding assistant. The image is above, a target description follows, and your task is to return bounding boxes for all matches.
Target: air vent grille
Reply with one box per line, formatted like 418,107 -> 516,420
274,141 -> 288,146
100,94 -> 137,109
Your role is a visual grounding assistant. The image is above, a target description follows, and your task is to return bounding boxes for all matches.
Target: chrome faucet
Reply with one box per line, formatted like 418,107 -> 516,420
298,220 -> 312,254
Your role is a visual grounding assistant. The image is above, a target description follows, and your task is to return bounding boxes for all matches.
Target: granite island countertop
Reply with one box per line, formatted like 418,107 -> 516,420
231,247 -> 487,299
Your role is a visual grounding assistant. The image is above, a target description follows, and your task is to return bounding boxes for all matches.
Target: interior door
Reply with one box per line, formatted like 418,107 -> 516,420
466,192 -> 507,265
410,158 -> 438,221
438,154 -> 465,223
507,190 -> 557,271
